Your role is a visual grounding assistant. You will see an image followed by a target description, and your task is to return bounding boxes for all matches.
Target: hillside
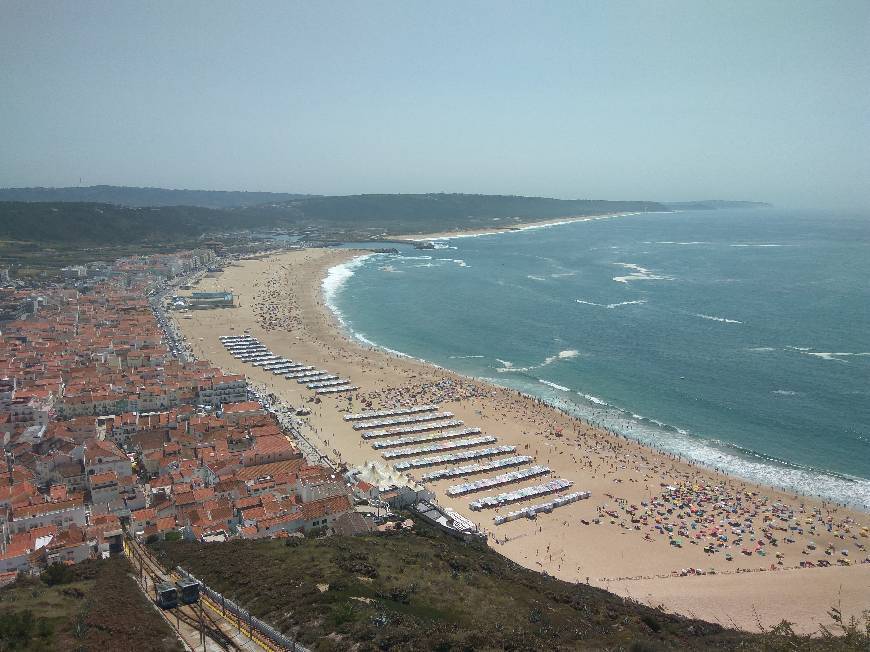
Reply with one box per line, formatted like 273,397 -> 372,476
0,185 -> 311,208
260,193 -> 665,231
0,201 -> 281,245
150,520 -> 863,651
0,558 -> 182,651
0,194 -> 667,247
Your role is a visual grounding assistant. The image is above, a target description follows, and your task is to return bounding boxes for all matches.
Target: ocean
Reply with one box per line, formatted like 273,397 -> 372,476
324,209 -> 870,510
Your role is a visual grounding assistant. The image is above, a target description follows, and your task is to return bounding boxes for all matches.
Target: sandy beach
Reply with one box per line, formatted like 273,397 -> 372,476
173,247 -> 869,634
391,212 -> 638,241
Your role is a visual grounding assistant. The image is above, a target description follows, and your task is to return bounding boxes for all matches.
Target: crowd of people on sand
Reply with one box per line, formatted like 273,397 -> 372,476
251,263 -> 302,332
358,378 -> 495,409
235,252 -> 869,582
588,479 -> 869,576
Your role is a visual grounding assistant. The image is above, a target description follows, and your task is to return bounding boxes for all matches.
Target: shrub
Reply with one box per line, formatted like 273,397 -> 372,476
42,562 -> 76,586
641,614 -> 662,633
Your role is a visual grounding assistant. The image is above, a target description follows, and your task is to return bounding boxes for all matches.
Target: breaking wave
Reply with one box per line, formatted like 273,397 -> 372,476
495,349 -> 580,373
693,313 -> 743,324
539,379 -> 570,391
612,262 -> 673,284
577,299 -> 647,309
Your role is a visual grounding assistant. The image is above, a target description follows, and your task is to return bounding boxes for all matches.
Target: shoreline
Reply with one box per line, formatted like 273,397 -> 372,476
389,211 -> 649,242
173,246 -> 869,634
325,248 -> 869,512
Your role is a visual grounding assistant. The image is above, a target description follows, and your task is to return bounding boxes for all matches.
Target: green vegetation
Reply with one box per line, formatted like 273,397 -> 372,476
0,558 -> 183,651
0,202 -> 235,244
267,193 -> 666,234
0,185 -> 311,208
0,191 -> 766,280
0,193 -> 666,247
151,519 -> 867,651
0,238 -> 203,282
40,562 -> 79,587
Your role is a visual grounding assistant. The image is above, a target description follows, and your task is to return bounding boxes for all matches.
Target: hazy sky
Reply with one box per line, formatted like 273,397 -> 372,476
1,1 -> 868,208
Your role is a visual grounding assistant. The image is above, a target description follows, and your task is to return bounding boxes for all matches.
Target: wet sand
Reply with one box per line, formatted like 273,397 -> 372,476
173,247 -> 869,634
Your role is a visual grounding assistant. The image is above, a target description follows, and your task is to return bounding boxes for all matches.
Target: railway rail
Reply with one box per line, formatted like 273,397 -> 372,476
126,537 -> 280,651
126,535 -> 306,652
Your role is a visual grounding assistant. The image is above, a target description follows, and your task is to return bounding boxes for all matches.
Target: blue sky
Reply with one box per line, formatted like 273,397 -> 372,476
1,1 -> 868,208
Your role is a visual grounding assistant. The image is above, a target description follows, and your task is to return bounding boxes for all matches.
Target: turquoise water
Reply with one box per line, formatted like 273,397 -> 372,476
325,209 -> 870,509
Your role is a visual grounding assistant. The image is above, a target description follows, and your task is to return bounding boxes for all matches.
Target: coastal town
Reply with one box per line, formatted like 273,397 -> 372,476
3,2 -> 868,647
1,242 -> 868,641
0,247 -> 442,591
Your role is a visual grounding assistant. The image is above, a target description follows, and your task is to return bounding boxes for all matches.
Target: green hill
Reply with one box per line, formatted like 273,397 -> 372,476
0,185 -> 311,208
151,519 -> 863,651
0,558 -> 182,651
0,193 -> 667,246
0,201 -> 238,244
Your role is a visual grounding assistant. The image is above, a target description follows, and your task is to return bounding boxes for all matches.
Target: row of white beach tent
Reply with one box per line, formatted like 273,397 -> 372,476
371,427 -> 481,450
469,478 -> 574,511
421,455 -> 534,482
285,368 -> 318,378
316,385 -> 359,394
341,401 -> 591,522
299,374 -> 337,383
383,435 -> 498,460
352,411 -> 454,431
307,378 -> 348,389
362,419 -> 464,439
446,465 -> 551,496
381,436 -> 498,459
344,405 -> 440,421
220,336 -> 357,394
394,445 -> 517,470
493,491 -> 591,524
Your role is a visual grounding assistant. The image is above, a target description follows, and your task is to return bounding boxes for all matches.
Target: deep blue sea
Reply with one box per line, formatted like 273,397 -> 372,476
325,209 -> 870,509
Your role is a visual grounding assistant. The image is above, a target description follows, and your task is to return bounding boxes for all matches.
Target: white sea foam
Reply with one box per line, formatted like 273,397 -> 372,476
655,241 -> 709,245
379,265 -> 402,273
539,379 -> 570,391
322,253 -> 376,321
804,351 -> 870,362
693,313 -> 743,324
747,346 -> 776,352
448,354 -> 486,359
323,232 -> 869,510
550,272 -> 576,278
612,262 -> 673,284
527,275 -> 547,281
730,243 -> 788,247
577,299 -> 647,309
772,389 -> 799,396
353,331 -> 412,359
529,386 -> 870,510
496,349 -> 579,373
787,347 -> 870,362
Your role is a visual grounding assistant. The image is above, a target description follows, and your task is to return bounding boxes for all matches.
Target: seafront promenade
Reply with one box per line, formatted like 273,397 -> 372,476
171,247 -> 869,634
